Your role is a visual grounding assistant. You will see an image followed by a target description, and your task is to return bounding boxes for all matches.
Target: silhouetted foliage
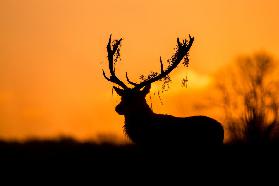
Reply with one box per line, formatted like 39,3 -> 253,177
139,38 -> 191,92
103,35 -> 192,93
215,52 -> 279,144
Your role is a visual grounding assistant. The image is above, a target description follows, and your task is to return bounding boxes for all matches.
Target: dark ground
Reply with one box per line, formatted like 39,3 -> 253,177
1,138 -> 279,163
1,138 -> 278,181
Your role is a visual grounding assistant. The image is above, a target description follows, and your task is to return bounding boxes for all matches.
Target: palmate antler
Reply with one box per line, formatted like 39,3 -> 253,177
103,34 -> 194,90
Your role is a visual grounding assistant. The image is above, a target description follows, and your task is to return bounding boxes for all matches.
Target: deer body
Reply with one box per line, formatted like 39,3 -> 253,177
103,35 -> 224,146
114,86 -> 224,146
124,114 -> 224,146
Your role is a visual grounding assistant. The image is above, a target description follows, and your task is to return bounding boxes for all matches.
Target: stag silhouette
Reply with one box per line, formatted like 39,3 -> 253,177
103,35 -> 224,147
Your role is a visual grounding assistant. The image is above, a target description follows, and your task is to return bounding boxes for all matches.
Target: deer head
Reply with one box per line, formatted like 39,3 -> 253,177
102,34 -> 194,116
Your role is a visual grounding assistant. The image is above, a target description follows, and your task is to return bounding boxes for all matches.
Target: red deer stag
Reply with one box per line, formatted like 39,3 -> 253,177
102,35 -> 224,146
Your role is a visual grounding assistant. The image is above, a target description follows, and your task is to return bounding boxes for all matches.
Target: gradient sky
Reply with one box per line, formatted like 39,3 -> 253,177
1,0 -> 279,141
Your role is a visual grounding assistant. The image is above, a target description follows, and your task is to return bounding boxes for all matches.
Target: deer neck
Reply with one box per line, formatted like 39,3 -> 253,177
122,101 -> 155,144
124,102 -> 154,124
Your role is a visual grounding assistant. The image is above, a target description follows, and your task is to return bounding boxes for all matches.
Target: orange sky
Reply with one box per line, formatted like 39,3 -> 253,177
0,0 -> 279,141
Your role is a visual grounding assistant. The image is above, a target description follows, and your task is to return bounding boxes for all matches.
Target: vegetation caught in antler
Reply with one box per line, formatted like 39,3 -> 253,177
103,34 -> 194,92
102,35 -> 128,89
126,35 -> 194,91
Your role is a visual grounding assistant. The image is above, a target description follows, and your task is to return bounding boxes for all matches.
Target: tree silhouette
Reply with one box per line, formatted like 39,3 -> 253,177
215,52 -> 279,144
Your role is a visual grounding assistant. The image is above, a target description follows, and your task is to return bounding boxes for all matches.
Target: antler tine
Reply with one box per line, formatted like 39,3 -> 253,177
102,34 -> 128,89
126,72 -> 138,86
133,35 -> 194,90
124,56 -> 164,87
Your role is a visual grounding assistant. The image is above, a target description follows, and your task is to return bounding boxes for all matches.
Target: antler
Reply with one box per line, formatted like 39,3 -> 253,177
102,35 -> 128,89
127,35 -> 194,90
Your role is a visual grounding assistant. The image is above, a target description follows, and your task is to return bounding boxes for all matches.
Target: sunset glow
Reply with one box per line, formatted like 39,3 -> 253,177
1,0 -> 279,141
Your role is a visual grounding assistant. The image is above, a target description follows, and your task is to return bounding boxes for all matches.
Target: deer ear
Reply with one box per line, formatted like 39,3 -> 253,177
113,86 -> 125,96
141,84 -> 151,96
